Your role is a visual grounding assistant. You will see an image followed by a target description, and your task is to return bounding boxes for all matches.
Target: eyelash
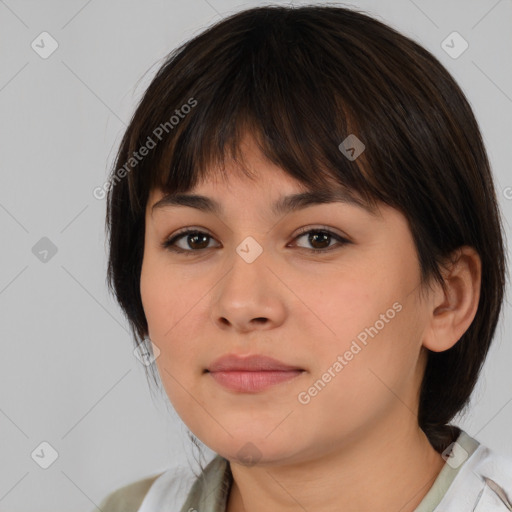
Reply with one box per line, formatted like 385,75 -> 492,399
160,226 -> 350,256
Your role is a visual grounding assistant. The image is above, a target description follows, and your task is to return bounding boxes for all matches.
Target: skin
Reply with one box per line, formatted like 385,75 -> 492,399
140,134 -> 482,512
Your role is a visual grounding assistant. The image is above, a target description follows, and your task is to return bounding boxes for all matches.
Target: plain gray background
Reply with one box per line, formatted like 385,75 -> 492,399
0,0 -> 511,510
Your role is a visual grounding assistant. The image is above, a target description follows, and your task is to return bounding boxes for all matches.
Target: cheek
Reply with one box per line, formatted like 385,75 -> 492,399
140,254 -> 207,379
140,262 -> 166,337
140,250 -> 185,338
295,300 -> 423,440
301,260 -> 423,391
299,268 -> 392,350
140,264 -> 201,416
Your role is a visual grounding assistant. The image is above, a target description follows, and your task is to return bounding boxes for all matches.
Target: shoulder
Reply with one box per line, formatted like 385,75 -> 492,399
474,442 -> 512,485
440,434 -> 512,511
95,472 -> 164,512
470,445 -> 512,511
136,456 -> 230,512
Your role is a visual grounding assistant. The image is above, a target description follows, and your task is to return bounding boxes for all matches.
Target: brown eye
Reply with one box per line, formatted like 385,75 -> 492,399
161,229 -> 219,254
303,231 -> 332,250
292,228 -> 350,253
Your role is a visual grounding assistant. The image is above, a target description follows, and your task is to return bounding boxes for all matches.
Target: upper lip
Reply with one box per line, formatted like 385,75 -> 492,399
207,354 -> 303,372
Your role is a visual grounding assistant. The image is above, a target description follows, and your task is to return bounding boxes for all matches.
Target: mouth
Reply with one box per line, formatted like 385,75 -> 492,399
205,354 -> 305,393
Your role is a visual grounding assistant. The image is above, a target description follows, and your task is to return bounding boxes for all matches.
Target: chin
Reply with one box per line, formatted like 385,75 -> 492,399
200,430 -> 305,467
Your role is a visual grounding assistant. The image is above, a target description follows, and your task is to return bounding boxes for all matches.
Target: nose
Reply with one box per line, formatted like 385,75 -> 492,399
209,244 -> 287,334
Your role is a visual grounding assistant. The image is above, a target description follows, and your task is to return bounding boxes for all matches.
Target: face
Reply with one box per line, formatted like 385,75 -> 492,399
140,135 -> 433,466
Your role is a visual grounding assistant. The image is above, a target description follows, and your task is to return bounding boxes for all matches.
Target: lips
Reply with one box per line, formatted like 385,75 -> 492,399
207,354 -> 303,372
206,354 -> 305,393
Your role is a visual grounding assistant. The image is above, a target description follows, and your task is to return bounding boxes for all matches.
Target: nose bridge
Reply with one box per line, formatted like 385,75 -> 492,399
209,233 -> 286,331
222,233 -> 268,297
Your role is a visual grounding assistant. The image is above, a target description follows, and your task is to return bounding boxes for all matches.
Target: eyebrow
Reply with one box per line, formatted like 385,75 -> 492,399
151,189 -> 378,217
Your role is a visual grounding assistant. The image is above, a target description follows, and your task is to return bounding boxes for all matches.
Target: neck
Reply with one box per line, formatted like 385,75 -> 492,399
226,420 -> 446,512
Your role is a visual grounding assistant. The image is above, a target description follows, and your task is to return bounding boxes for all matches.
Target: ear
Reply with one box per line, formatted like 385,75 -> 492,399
422,246 -> 482,352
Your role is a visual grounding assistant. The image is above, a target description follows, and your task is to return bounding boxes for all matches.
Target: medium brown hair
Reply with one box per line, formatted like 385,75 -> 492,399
105,4 -> 507,453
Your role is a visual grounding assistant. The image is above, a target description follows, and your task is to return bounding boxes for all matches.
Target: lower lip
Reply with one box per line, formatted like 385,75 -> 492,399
208,370 -> 303,392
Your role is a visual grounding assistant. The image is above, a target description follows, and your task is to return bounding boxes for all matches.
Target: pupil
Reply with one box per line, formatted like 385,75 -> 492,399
310,232 -> 330,249
189,233 -> 209,249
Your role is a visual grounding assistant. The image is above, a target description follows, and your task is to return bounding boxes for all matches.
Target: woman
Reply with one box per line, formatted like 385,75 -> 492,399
98,4 -> 512,511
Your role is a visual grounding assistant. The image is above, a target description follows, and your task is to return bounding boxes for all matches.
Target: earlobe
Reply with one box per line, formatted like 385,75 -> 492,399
422,246 -> 482,353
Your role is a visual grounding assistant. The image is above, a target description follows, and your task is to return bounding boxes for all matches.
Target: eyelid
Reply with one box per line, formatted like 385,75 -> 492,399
292,224 -> 349,239
162,225 -> 352,254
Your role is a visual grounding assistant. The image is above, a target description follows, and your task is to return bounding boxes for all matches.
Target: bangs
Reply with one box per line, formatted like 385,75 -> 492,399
154,106 -> 382,214
121,7 -> 407,216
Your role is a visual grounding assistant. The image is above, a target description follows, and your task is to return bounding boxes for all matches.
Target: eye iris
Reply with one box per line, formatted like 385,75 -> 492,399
309,231 -> 330,249
188,233 -> 209,249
